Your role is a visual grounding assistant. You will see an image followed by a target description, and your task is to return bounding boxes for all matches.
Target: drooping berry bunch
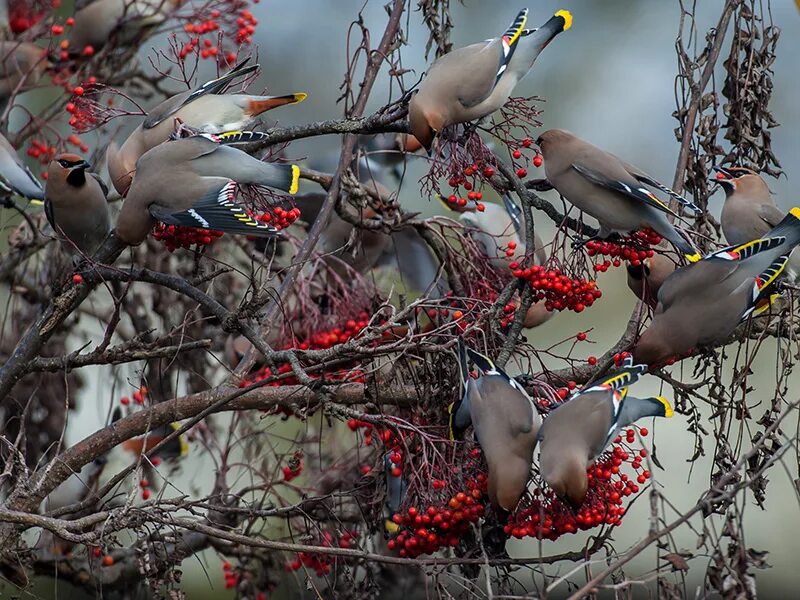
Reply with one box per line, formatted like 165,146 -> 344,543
505,428 -> 651,540
7,0 -> 49,34
285,530 -> 359,576
511,264 -> 602,313
585,229 -> 663,273
65,81 -> 139,133
385,447 -> 488,559
153,224 -> 225,252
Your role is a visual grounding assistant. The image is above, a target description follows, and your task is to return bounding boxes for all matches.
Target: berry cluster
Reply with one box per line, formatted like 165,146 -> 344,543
285,530 -> 358,576
511,264 -> 602,313
119,385 -> 149,407
139,477 -> 151,501
153,224 -> 225,252
505,428 -> 651,540
240,314 -> 372,388
177,2 -> 260,63
585,229 -> 663,272
49,13 -> 95,60
8,0 -> 49,34
387,477 -> 487,558
347,418 -> 393,448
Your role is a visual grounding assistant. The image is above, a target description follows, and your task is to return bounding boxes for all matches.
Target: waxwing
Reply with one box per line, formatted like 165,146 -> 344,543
0,132 -> 44,201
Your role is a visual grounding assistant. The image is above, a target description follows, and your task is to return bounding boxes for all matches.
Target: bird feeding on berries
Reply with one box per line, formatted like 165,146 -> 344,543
0,41 -> 50,102
107,59 -> 306,195
383,452 -> 408,536
44,155 -> 111,256
114,128 -> 300,245
536,357 -> 672,509
0,132 -> 44,202
409,8 -> 572,152
633,207 -> 800,367
536,129 -> 702,262
625,241 -> 677,309
713,166 -> 800,282
449,339 -> 541,514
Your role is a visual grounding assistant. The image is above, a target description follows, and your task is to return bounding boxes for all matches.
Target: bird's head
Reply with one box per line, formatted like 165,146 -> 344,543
626,258 -> 651,281
408,94 -> 443,154
712,165 -> 767,198
547,456 -> 588,510
535,128 -> 574,160
50,154 -> 90,188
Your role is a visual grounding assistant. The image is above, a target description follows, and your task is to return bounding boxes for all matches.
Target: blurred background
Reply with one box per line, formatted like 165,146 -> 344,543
16,0 -> 800,597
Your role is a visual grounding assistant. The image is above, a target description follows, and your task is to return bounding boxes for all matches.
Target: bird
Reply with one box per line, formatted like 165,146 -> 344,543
536,358 -> 672,508
536,129 -> 702,262
452,194 -> 554,328
625,242 -> 677,308
114,130 -> 300,245
409,8 -> 572,151
107,59 -> 306,195
633,207 -> 800,366
122,422 -> 188,461
67,0 -> 178,56
0,132 -> 44,201
0,41 -> 49,101
449,339 -> 541,513
44,154 -> 111,256
383,452 -> 407,535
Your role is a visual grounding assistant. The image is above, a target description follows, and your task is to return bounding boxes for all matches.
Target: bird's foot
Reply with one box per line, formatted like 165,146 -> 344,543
526,178 -> 554,192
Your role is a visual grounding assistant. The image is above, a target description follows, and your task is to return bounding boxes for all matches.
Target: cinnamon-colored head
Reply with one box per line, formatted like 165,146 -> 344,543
48,153 -> 90,188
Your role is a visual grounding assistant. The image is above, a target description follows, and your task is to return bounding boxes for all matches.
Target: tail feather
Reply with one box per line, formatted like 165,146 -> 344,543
767,207 -> 800,248
259,163 -> 300,195
246,93 -> 307,116
659,225 -> 700,263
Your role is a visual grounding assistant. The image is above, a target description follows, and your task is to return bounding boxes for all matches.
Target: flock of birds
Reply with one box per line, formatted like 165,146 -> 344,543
1,6 -> 798,520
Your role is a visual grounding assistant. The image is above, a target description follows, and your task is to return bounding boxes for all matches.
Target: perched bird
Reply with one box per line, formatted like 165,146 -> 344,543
537,358 -> 672,508
358,132 -> 422,180
409,8 -> 572,151
536,129 -> 702,261
44,154 -> 111,255
625,242 -> 676,308
633,208 -> 800,366
449,339 -> 541,513
115,131 -> 300,245
714,166 -> 782,245
0,41 -> 49,101
122,422 -> 188,461
454,194 -> 553,328
0,132 -> 44,201
67,0 -> 178,56
383,452 -> 407,535
107,60 -> 306,195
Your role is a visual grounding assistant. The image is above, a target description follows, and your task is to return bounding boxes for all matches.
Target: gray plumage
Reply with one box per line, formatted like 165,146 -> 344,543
537,129 -> 701,260
633,207 -> 800,366
115,133 -> 299,245
0,132 -> 43,200
450,340 -> 540,512
68,0 -> 176,54
409,9 -> 572,150
0,41 -> 48,101
537,360 -> 670,507
45,155 -> 111,256
107,60 -> 305,194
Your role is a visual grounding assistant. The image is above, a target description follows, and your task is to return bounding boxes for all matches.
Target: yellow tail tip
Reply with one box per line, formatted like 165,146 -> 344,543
686,252 -> 701,263
790,207 -> 800,219
290,165 -> 300,194
384,519 -> 400,534
29,199 -> 44,206
656,396 -> 673,418
555,9 -> 573,31
293,92 -> 308,104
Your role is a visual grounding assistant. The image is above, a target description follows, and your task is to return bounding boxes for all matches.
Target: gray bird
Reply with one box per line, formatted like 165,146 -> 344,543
383,452 -> 407,535
115,131 -> 300,245
409,8 -> 572,151
0,41 -> 49,101
67,0 -> 178,55
633,207 -> 800,366
537,358 -> 672,508
625,243 -> 676,308
107,59 -> 306,194
45,154 -> 111,256
0,132 -> 43,201
536,129 -> 702,261
455,194 -> 553,328
449,339 -> 541,513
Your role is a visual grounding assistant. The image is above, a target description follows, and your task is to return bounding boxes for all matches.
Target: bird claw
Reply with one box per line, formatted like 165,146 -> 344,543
526,178 -> 554,192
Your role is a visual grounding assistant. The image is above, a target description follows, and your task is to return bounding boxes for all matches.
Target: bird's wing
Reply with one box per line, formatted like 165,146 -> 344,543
572,161 -> 681,218
465,347 -> 530,397
502,193 -> 523,235
449,338 -> 473,440
740,254 -> 790,321
704,236 -> 787,262
581,362 -> 648,399
622,161 -> 701,215
198,130 -> 269,145
44,199 -> 56,232
90,173 -> 109,198
428,42 -> 501,110
148,180 -> 278,236
757,203 -> 786,229
494,8 -> 529,85
144,59 -> 258,129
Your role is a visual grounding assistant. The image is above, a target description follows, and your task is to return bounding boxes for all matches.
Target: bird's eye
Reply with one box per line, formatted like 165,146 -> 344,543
58,159 -> 71,168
